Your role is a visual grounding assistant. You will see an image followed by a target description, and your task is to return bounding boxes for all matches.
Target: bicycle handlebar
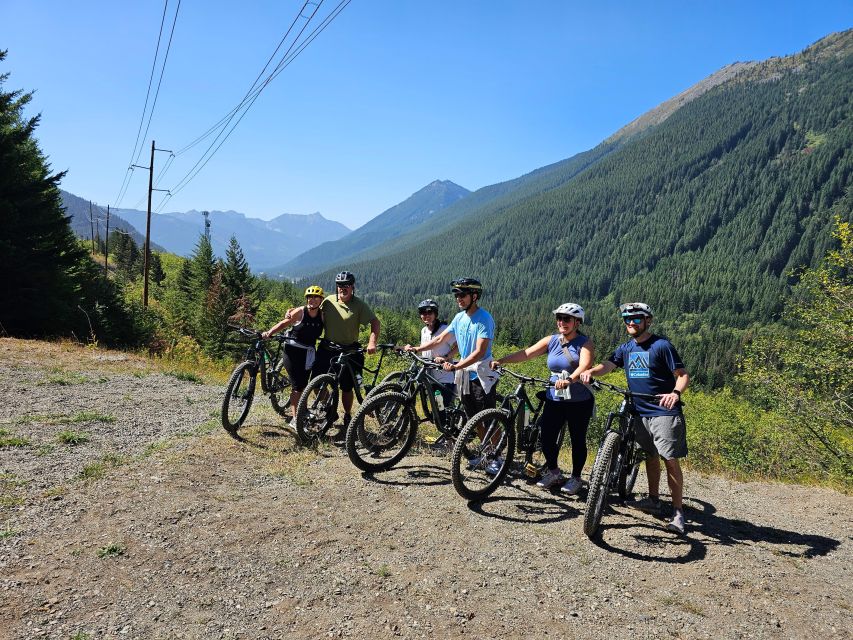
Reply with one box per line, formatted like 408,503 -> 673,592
492,366 -> 553,386
589,379 -> 662,401
399,349 -> 446,370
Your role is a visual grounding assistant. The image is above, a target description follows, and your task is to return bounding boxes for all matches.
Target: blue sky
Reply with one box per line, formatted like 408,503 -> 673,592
3,1 -> 850,229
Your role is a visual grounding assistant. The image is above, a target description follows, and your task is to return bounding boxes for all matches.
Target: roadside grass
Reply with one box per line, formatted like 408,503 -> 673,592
80,453 -> 126,482
15,411 -> 115,426
169,370 -> 203,384
0,526 -> 18,539
58,430 -> 89,445
96,542 -> 126,558
0,428 -> 30,448
38,367 -> 89,386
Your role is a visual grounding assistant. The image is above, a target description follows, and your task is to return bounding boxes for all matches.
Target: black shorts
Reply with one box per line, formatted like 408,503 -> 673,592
461,378 -> 497,418
313,344 -> 364,393
280,344 -> 311,392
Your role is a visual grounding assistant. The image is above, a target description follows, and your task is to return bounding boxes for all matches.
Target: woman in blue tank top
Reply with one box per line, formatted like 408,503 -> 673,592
491,303 -> 594,495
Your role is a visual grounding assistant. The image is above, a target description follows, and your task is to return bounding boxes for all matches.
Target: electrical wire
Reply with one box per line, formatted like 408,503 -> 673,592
159,0 -> 351,208
113,0 -> 171,208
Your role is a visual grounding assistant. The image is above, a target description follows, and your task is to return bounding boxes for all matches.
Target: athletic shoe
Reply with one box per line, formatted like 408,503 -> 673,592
667,510 -> 686,535
467,455 -> 485,470
536,469 -> 563,489
485,457 -> 505,476
626,495 -> 663,515
560,476 -> 583,495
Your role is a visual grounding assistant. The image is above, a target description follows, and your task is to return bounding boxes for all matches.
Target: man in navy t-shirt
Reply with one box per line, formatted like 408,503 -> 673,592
580,302 -> 690,535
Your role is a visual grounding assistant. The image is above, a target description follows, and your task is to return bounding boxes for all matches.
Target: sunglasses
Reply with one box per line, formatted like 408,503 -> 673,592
555,315 -> 575,322
453,292 -> 470,299
623,316 -> 645,325
336,284 -> 353,289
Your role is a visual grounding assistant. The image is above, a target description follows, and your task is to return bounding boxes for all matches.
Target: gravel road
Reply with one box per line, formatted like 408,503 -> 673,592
0,338 -> 850,640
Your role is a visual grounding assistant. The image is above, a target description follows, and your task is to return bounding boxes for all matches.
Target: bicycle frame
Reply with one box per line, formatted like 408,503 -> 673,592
396,351 -> 464,435
323,342 -> 393,403
231,326 -> 289,394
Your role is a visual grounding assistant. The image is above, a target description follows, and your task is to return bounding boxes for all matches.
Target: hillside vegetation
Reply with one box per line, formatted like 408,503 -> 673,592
316,30 -> 853,388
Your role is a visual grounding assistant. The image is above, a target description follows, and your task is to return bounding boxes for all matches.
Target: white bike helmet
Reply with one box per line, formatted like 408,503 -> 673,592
552,303 -> 585,323
619,302 -> 654,318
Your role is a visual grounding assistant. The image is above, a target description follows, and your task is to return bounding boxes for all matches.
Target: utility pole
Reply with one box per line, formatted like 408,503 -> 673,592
89,201 -> 96,255
133,140 -> 172,308
104,205 -> 111,276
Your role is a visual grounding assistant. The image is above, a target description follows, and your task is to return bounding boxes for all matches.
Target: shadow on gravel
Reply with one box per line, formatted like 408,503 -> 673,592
590,496 -> 840,563
360,464 -> 452,488
466,485 -> 581,524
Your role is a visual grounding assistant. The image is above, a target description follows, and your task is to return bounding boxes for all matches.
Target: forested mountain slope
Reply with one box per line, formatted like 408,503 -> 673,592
318,30 -> 853,386
278,180 -> 470,276
60,190 -> 162,252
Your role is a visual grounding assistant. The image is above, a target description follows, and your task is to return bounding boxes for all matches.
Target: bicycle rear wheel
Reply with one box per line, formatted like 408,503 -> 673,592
221,362 -> 256,436
346,392 -> 418,472
583,431 -> 619,538
450,409 -> 514,501
296,374 -> 338,444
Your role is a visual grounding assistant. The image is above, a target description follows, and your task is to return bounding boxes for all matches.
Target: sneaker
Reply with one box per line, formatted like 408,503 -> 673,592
485,457 -> 505,476
626,495 -> 663,514
536,469 -> 563,489
667,510 -> 686,535
560,476 -> 583,495
467,455 -> 485,470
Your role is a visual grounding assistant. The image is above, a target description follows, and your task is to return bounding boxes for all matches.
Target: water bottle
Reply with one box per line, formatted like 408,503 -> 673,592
523,401 -> 531,427
434,389 -> 445,411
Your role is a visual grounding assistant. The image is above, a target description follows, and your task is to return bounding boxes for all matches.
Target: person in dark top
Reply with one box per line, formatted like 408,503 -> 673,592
580,302 -> 690,535
491,303 -> 594,495
263,285 -> 325,426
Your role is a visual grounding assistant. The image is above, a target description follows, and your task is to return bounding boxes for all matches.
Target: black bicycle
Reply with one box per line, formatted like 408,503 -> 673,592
221,326 -> 292,436
450,367 -> 553,501
345,350 -> 468,473
583,379 -> 661,538
294,342 -> 395,444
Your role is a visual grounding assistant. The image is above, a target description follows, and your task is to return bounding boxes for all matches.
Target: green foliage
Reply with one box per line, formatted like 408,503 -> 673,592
57,430 -> 89,445
738,218 -> 853,486
312,38 -> 853,389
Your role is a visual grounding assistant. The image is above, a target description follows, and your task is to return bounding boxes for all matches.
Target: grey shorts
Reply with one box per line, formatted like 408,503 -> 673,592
635,413 -> 688,460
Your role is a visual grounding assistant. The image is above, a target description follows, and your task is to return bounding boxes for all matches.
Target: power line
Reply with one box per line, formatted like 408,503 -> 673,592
113,0 -> 181,208
158,0 -> 351,209
113,0 -> 171,208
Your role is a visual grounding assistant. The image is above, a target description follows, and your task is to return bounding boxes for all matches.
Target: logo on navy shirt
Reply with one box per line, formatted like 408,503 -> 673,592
628,352 -> 649,378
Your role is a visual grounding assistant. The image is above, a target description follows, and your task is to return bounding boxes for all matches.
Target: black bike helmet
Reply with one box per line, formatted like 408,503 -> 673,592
335,271 -> 355,286
450,277 -> 483,295
417,299 -> 439,314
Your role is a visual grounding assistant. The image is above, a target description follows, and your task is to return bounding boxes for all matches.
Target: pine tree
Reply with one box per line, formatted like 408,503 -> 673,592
222,235 -> 255,303
0,50 -> 140,343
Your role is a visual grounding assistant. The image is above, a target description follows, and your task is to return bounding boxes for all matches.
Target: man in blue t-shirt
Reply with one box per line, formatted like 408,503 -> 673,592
406,278 -> 499,419
581,302 -> 690,535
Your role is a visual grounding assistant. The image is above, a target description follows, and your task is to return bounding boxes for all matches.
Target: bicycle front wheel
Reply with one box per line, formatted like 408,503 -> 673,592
346,392 -> 418,472
450,409 -> 514,501
296,374 -> 338,444
221,362 -> 256,435
583,431 -> 619,538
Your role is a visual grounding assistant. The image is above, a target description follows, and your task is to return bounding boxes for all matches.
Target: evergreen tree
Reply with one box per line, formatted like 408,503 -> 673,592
189,234 -> 216,295
150,252 -> 165,287
738,218 -> 853,484
222,235 -> 255,303
0,50 -> 142,343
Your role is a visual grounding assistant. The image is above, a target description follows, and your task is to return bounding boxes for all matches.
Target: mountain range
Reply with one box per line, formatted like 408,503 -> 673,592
299,29 -> 853,387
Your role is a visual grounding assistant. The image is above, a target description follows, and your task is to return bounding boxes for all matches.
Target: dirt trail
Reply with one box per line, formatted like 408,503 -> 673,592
0,339 -> 850,640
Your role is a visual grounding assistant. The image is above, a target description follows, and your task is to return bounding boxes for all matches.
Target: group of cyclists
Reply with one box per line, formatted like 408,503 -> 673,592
263,271 -> 689,535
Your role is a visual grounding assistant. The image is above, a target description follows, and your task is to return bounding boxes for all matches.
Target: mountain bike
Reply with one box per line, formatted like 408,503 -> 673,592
221,326 -> 292,436
294,341 -> 396,444
582,379 -> 663,538
345,350 -> 467,473
450,367 -> 552,501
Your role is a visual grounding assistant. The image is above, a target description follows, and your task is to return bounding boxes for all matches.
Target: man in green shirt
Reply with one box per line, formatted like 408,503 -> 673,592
314,271 -> 381,435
